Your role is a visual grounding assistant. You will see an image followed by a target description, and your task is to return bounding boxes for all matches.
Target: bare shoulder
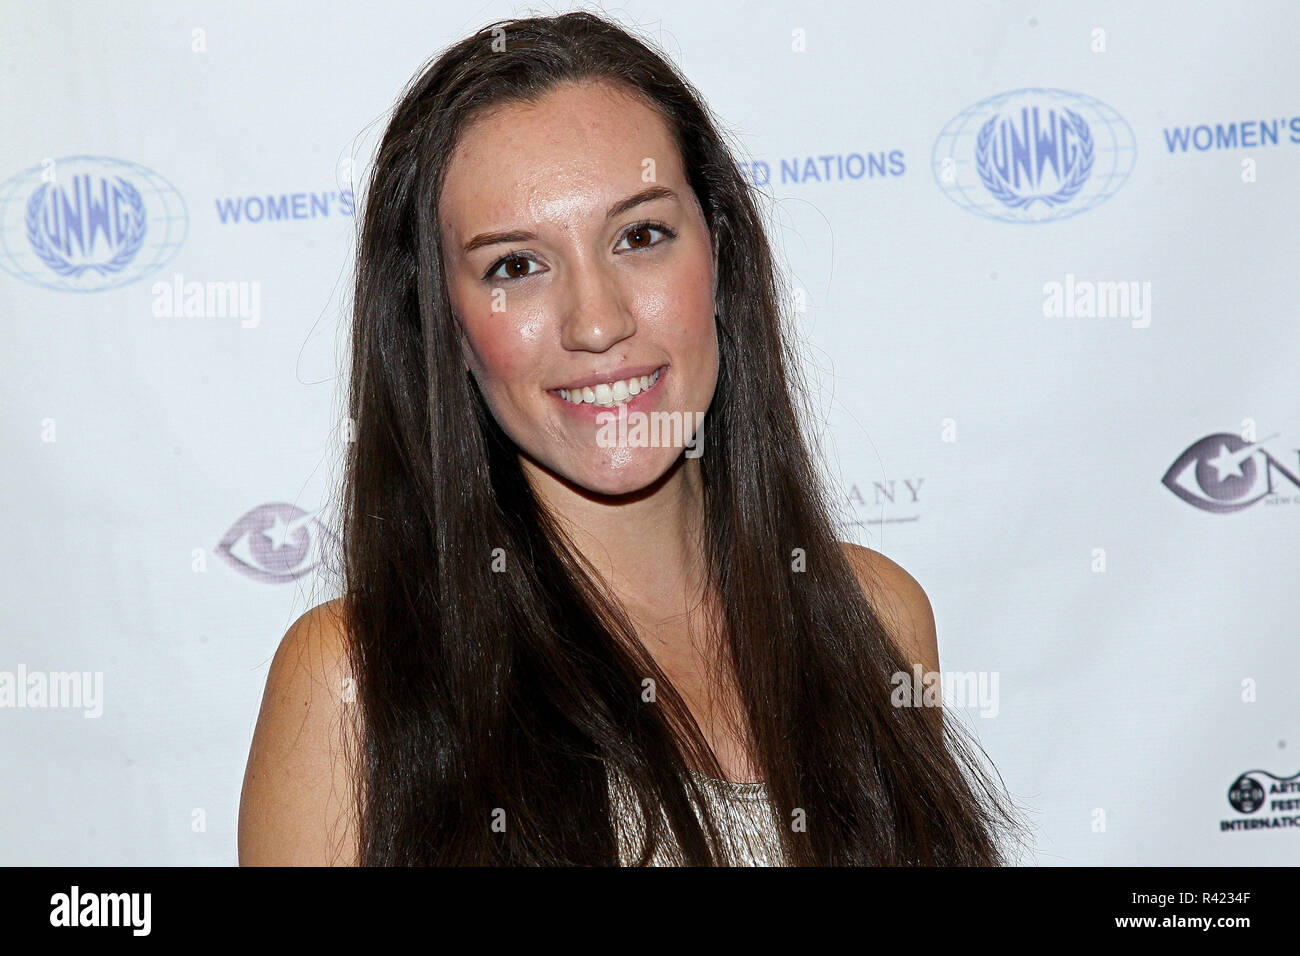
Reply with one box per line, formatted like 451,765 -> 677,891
839,542 -> 939,676
238,597 -> 361,866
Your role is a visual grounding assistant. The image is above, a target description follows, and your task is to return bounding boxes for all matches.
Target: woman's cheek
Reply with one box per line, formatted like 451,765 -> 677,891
465,303 -> 536,378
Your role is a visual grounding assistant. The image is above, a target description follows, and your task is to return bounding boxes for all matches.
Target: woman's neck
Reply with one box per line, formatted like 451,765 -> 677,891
521,453 -> 711,630
523,453 -> 749,777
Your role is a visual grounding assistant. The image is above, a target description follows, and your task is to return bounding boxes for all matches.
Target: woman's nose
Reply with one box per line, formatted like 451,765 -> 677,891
559,279 -> 637,353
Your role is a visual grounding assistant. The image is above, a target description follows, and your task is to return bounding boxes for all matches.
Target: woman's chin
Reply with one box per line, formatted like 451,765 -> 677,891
563,450 -> 685,498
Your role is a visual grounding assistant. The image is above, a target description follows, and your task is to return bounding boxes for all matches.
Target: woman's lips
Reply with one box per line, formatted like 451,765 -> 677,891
549,366 -> 667,421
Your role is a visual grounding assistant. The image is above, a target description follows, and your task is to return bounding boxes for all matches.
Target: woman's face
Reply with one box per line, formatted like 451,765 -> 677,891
439,80 -> 719,497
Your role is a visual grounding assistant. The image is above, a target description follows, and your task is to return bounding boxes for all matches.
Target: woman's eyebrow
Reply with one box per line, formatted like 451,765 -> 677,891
606,184 -> 678,220
460,185 -> 680,254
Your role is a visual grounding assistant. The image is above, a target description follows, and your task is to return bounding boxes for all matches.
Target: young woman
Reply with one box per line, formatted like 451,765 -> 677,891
238,11 -> 1028,866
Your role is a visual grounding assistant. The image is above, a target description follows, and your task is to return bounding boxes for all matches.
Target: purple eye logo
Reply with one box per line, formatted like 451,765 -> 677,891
216,503 -> 334,583
1161,432 -> 1300,513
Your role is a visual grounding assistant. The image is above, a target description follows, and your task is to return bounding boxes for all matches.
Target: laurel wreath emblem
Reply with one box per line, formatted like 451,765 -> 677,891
25,175 -> 147,277
976,108 -> 1095,210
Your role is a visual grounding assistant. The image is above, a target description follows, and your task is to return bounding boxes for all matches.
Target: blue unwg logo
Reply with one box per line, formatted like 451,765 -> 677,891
932,88 -> 1136,223
0,155 -> 187,292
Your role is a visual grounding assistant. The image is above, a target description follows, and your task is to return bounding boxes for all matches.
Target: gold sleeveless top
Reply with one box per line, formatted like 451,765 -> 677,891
606,765 -> 788,866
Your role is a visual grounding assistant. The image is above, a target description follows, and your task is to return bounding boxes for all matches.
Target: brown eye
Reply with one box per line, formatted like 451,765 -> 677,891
615,222 -> 675,253
485,253 -> 541,282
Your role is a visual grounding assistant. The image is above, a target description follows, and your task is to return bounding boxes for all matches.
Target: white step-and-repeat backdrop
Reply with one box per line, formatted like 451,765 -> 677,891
2,1 -> 1296,865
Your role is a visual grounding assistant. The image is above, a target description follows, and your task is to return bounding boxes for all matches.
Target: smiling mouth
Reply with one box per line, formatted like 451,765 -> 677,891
554,366 -> 665,408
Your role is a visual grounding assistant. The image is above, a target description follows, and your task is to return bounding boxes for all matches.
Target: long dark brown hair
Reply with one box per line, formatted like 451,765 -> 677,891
335,10 -> 1028,865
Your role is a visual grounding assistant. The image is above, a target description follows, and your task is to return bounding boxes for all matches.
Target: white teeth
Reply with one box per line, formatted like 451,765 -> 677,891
556,368 -> 664,407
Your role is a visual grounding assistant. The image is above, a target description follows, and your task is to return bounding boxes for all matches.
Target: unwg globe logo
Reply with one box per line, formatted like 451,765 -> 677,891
0,155 -> 187,292
932,88 -> 1136,223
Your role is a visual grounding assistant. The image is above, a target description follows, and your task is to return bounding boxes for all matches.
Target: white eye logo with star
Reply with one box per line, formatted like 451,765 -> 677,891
216,503 -> 334,583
